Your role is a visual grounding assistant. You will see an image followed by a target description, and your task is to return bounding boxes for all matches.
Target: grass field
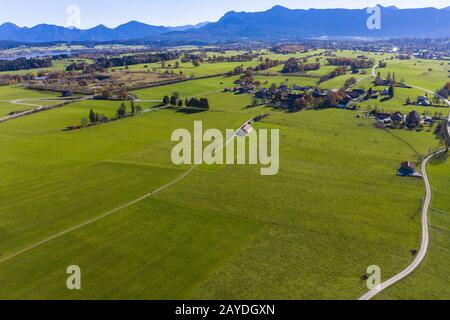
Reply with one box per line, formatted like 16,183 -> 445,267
0,74 -> 442,299
114,60 -> 259,78
377,154 -> 450,300
378,59 -> 449,90
0,52 -> 447,300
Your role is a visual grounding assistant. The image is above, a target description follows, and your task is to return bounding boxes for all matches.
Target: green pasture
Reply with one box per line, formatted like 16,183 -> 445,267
378,154 -> 450,300
0,51 -> 447,300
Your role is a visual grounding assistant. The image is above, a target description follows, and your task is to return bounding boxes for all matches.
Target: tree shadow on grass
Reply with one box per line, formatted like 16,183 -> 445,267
429,152 -> 448,166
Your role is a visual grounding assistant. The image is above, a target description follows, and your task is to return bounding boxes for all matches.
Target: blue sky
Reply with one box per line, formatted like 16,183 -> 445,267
1,0 -> 449,28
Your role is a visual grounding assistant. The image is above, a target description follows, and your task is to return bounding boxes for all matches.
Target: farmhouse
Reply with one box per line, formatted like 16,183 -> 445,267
237,123 -> 254,136
417,96 -> 431,106
391,111 -> 404,123
398,161 -> 422,177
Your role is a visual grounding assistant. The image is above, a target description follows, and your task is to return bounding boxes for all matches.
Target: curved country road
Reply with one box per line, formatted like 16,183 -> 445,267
359,149 -> 446,300
360,62 -> 450,299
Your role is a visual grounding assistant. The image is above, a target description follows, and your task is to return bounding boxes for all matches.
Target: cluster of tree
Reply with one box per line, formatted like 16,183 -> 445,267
271,45 -> 306,54
52,54 -> 70,60
0,57 -> 52,72
281,58 -> 320,74
227,65 -> 247,76
318,66 -> 347,83
288,94 -> 314,112
281,58 -> 299,73
434,119 -> 450,152
253,58 -> 282,71
0,73 -> 33,85
184,97 -> 210,109
181,53 -> 207,67
395,54 -> 411,60
208,54 -> 255,63
66,62 -> 105,73
80,101 -> 142,129
343,77 -> 357,89
324,90 -> 347,107
162,94 -> 209,109
163,93 -> 182,107
88,109 -> 109,124
327,58 -> 374,69
437,82 -> 450,99
94,52 -> 180,69
116,101 -> 142,119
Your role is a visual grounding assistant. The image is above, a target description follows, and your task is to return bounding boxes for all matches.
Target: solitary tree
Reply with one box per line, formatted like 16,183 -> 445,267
170,96 -> 178,106
388,84 -> 395,98
89,109 -> 96,123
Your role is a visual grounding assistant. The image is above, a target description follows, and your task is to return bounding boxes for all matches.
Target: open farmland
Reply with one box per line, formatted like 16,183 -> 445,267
377,154 -> 450,300
0,86 -> 63,116
0,67 -> 444,299
0,37 -> 449,303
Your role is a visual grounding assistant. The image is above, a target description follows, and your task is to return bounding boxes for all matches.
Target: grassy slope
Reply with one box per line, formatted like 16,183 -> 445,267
379,59 -> 449,90
156,109 -> 439,299
0,85 -> 440,299
0,57 -> 445,299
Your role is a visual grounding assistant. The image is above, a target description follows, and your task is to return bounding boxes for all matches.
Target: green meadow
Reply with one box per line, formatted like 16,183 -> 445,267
0,86 -> 63,116
0,52 -> 448,300
379,59 -> 449,90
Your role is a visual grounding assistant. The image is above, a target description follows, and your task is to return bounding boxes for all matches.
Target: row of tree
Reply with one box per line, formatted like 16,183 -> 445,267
0,57 -> 52,72
318,66 -> 347,83
94,52 -> 180,69
85,101 -> 143,126
327,57 -> 374,69
162,94 -> 210,109
281,58 -> 320,74
208,54 -> 255,63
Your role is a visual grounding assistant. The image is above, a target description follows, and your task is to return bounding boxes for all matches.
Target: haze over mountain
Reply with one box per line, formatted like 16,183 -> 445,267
0,5 -> 449,43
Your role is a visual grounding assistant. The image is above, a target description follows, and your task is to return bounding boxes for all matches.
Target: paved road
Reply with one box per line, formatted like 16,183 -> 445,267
359,149 -> 445,300
0,116 -> 258,264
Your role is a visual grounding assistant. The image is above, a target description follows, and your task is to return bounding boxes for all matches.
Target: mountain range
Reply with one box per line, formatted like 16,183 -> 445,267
0,5 -> 449,43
